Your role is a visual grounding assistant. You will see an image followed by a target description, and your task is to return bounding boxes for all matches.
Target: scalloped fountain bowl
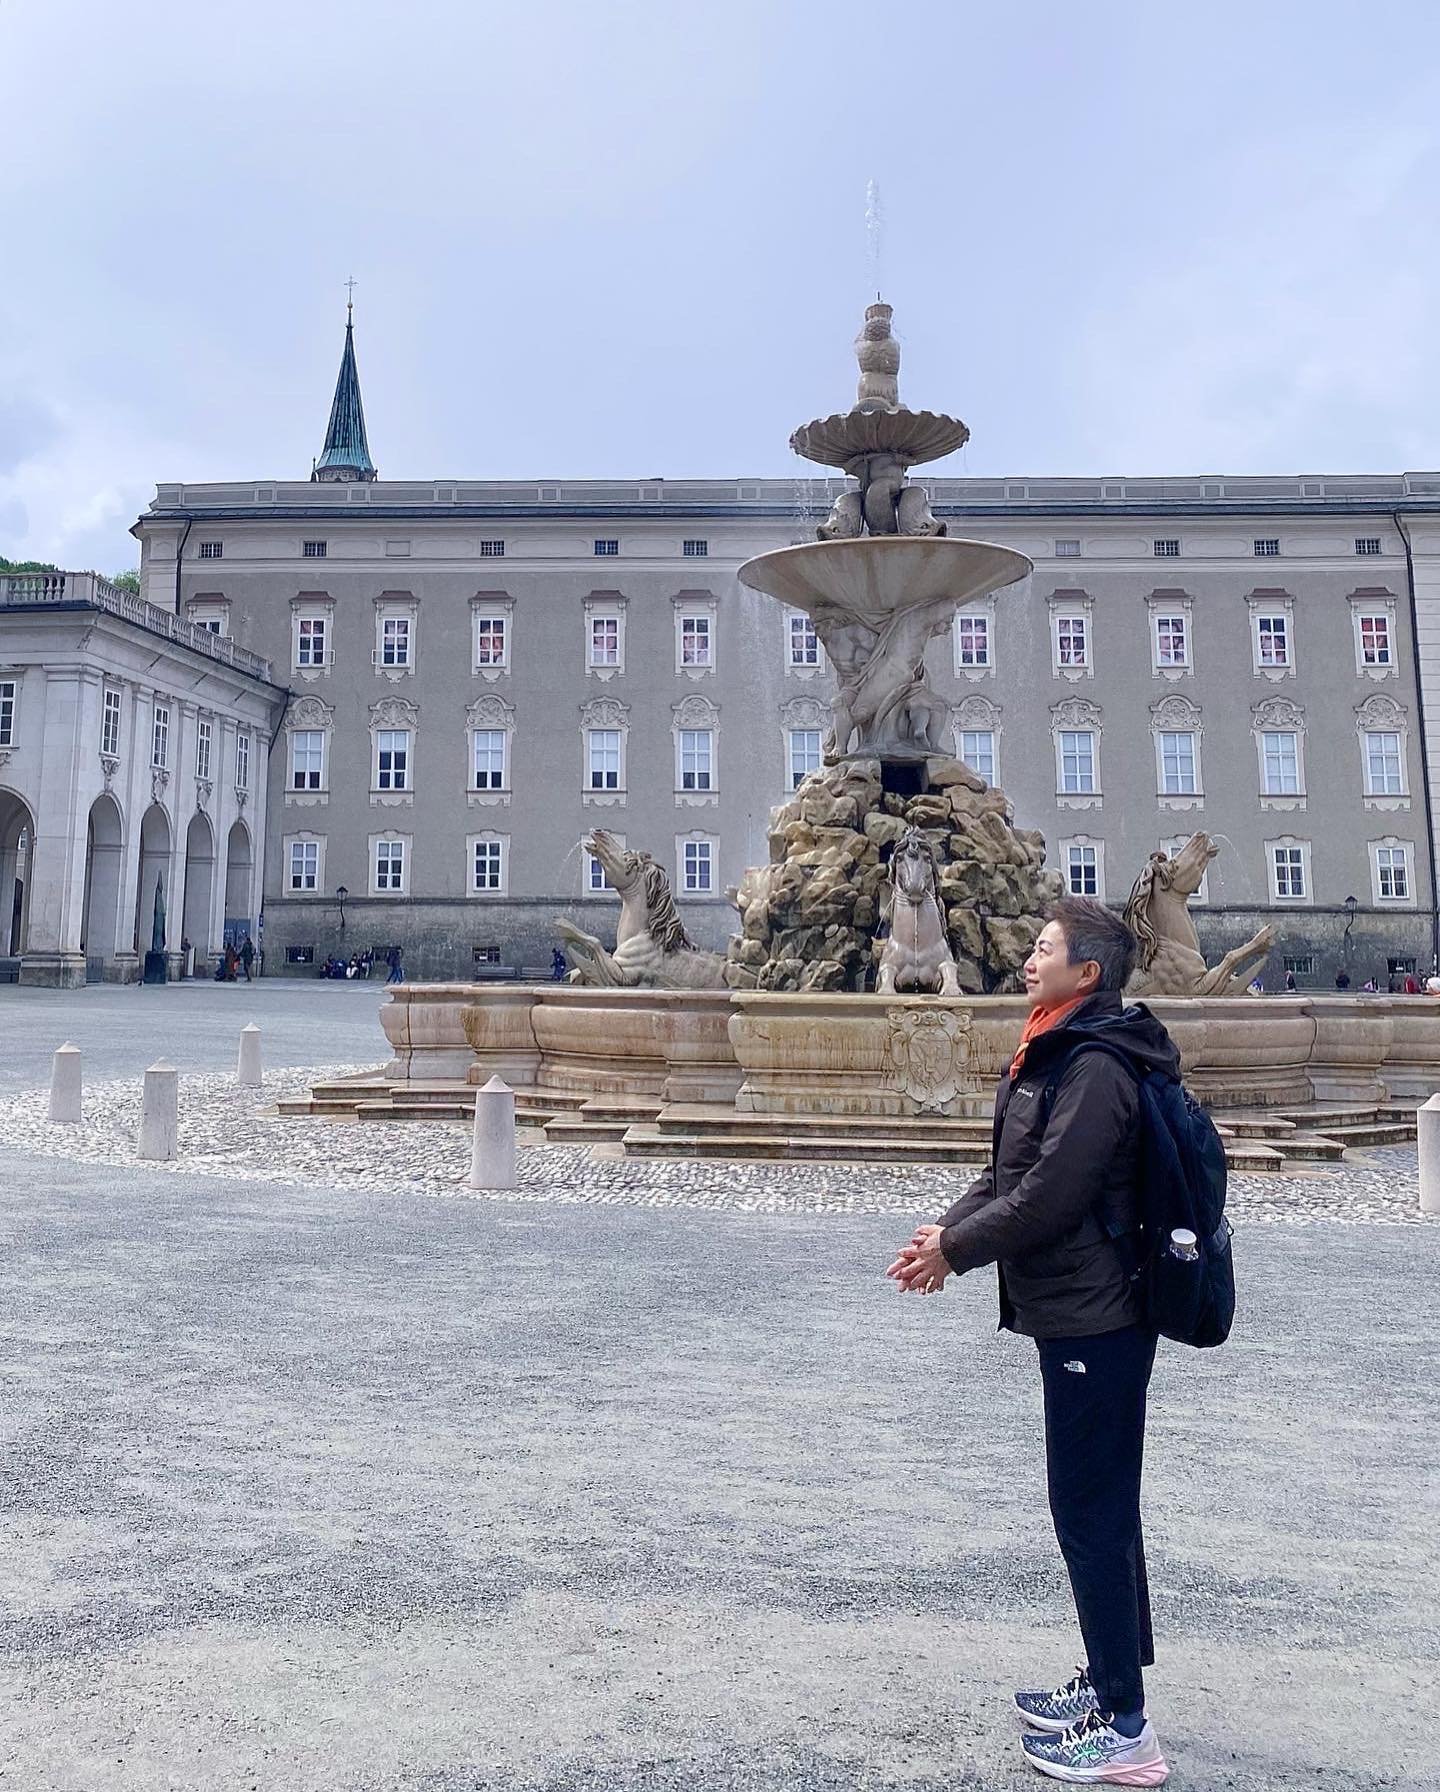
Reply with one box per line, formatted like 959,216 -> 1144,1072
736,535 -> 1032,620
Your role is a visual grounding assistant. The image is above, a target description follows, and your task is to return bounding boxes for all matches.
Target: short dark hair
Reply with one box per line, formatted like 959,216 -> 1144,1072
1047,896 -> 1136,993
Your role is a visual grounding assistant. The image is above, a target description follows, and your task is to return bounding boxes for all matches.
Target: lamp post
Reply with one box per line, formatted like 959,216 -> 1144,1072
976,899 -> 994,995
336,884 -> 349,932
1343,893 -> 1357,962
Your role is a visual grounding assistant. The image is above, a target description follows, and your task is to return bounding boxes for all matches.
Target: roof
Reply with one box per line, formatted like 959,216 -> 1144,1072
312,309 -> 376,482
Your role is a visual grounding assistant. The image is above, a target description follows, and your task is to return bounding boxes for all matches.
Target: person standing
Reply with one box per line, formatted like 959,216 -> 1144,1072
889,897 -> 1178,1786
385,944 -> 404,985
239,936 -> 255,982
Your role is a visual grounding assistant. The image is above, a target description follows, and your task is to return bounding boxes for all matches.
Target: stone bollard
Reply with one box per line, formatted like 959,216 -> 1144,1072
237,1023 -> 262,1089
138,1060 -> 179,1162
1419,1092 -> 1440,1216
468,1075 -> 516,1190
49,1043 -> 82,1124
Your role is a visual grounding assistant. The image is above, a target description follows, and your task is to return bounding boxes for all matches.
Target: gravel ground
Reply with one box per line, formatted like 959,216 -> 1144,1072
1,983 -> 1437,1791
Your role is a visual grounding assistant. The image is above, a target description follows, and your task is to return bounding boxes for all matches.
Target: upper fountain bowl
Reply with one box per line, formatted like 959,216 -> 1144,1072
738,535 -> 1031,620
789,405 -> 970,471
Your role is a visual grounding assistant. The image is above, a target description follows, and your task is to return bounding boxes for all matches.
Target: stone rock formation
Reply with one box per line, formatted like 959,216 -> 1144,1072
725,756 -> 1064,993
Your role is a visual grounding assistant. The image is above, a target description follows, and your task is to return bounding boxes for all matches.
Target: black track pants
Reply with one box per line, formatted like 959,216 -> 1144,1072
1036,1323 -> 1158,1716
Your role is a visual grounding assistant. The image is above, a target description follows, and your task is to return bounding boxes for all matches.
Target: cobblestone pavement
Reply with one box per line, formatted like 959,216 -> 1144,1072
1,984 -> 1436,1791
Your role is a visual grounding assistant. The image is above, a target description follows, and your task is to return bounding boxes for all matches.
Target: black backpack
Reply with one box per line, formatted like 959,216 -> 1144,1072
1043,1038 -> 1236,1349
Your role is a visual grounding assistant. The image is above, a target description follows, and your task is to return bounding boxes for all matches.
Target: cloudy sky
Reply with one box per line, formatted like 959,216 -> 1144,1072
3,0 -> 1440,574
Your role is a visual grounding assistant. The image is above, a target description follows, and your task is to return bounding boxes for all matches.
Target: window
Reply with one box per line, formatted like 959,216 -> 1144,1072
788,612 -> 819,667
682,539 -> 709,558
590,616 -> 620,667
680,614 -> 712,667
285,944 -> 315,966
197,541 -> 223,559
1271,844 -> 1307,900
960,729 -> 995,781
1056,539 -> 1081,558
1158,731 -> 1197,795
588,728 -> 621,790
302,540 -> 327,559
375,839 -> 405,892
588,845 -> 620,891
290,729 -> 325,790
236,730 -> 250,791
196,717 -> 212,782
473,838 -> 504,892
1254,538 -> 1280,557
375,729 -> 410,791
296,616 -> 327,668
1283,955 -> 1316,979
474,614 -> 508,669
472,728 -> 506,790
1257,614 -> 1290,668
0,679 -> 15,748
1261,731 -> 1301,795
1364,730 -> 1404,796
1356,537 -> 1382,557
1058,729 -> 1095,793
682,839 -> 713,892
956,613 -> 991,667
1056,615 -> 1088,669
1359,613 -> 1392,666
381,616 -> 411,667
474,945 -> 502,964
1153,539 -> 1180,558
101,688 -> 121,756
193,614 -> 225,635
594,539 -> 619,556
1066,843 -> 1099,896
679,728 -> 713,791
289,841 -> 319,891
1154,614 -> 1188,667
788,728 -> 822,789
479,540 -> 505,558
152,703 -> 170,769
1376,844 -> 1410,901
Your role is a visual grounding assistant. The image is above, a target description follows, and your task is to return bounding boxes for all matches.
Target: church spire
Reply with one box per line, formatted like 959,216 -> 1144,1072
312,285 -> 376,483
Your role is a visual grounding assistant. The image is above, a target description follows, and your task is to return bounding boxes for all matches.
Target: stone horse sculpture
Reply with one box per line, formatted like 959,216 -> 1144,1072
875,827 -> 962,995
557,830 -> 727,989
1123,832 -> 1274,997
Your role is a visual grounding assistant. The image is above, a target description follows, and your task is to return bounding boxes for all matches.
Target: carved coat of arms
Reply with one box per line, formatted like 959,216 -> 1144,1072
884,1007 -> 979,1114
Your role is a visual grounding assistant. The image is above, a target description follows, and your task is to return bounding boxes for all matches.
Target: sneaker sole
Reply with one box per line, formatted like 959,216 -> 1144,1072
1022,1747 -> 1169,1786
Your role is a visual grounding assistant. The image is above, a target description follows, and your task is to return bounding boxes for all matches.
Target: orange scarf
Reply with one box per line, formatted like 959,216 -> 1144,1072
1009,994 -> 1091,1081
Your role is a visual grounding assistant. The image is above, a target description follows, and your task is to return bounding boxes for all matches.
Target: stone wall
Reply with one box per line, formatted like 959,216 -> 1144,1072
1195,908 -> 1435,990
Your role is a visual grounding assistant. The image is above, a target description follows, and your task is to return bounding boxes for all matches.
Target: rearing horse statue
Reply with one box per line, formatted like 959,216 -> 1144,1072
875,828 -> 962,996
556,830 -> 727,989
1123,832 -> 1274,997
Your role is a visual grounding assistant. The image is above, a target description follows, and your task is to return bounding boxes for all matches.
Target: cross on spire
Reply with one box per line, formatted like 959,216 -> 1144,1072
344,275 -> 357,321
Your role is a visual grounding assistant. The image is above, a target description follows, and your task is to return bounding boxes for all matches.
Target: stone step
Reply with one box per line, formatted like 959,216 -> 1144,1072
655,1103 -> 995,1141
1273,1133 -> 1347,1163
1319,1122 -> 1416,1148
621,1125 -> 993,1166
545,1118 -> 638,1145
1224,1143 -> 1286,1173
1214,1117 -> 1300,1140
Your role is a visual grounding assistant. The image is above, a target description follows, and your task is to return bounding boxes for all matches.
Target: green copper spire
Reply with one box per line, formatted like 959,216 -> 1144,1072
312,293 -> 376,483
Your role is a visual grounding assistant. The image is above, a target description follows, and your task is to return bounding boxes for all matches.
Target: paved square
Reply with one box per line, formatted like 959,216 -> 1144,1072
0,983 -> 1435,1791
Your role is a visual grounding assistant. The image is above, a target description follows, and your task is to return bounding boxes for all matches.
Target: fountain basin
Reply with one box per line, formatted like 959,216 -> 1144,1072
737,535 -> 1030,619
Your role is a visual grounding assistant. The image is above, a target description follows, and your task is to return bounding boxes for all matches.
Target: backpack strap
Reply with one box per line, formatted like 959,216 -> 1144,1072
1035,1038 -> 1153,1266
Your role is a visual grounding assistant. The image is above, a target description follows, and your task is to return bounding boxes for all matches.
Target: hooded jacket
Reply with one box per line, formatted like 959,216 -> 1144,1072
937,992 -> 1182,1339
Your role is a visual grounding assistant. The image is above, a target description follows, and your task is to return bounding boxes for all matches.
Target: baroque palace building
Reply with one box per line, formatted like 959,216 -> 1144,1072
102,313 -> 1440,984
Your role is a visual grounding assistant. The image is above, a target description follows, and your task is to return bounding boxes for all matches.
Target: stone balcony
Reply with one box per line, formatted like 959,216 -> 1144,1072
0,570 -> 274,683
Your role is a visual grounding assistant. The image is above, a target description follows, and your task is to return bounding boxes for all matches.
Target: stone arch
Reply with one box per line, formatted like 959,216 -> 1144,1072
0,787 -> 36,956
224,819 -> 254,936
81,793 -> 125,965
133,803 -> 173,955
182,810 -> 216,962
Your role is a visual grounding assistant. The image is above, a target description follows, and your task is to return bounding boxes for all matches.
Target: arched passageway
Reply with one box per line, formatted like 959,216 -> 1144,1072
182,811 -> 216,964
224,819 -> 254,942
81,794 -> 125,970
0,789 -> 35,956
133,803 -> 172,957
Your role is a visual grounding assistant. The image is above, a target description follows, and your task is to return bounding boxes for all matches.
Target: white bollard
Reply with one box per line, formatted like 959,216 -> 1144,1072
468,1075 -> 516,1190
49,1043 -> 82,1123
138,1060 -> 179,1162
1419,1092 -> 1440,1216
237,1023 -> 262,1089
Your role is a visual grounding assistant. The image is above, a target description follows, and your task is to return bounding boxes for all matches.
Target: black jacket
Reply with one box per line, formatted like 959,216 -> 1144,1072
937,993 -> 1181,1339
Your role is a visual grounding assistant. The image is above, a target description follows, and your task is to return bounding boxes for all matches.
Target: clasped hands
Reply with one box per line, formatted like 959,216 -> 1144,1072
885,1222 -> 952,1297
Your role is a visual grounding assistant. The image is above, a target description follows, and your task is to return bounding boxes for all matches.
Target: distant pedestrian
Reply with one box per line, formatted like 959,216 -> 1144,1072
1362,977 -> 1378,993
385,945 -> 404,984
240,937 -> 255,982
223,943 -> 239,982
1334,970 -> 1350,990
551,947 -> 567,981
887,898 -> 1180,1785
1246,977 -> 1264,997
1284,970 -> 1297,993
1404,973 -> 1421,995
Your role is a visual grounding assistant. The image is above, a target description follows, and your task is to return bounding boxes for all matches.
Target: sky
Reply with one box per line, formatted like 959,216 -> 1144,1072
3,0 -> 1440,574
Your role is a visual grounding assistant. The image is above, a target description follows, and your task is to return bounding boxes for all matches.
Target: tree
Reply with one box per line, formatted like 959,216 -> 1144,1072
109,569 -> 141,595
0,555 -> 60,574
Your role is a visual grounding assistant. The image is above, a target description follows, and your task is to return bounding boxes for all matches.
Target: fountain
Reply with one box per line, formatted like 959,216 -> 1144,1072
287,303 -> 1440,1167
